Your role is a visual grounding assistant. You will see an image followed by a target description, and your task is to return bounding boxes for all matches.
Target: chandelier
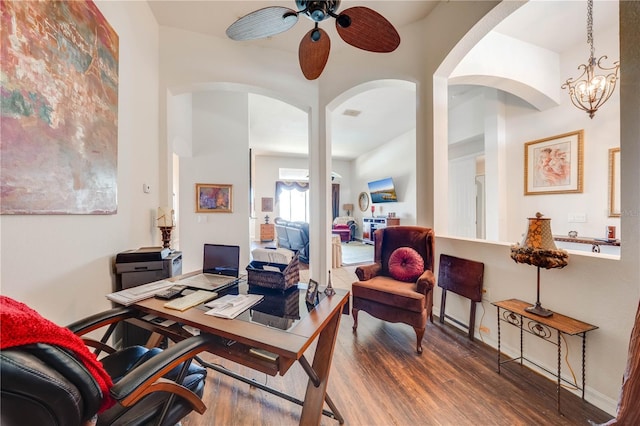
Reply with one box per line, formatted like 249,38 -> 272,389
561,0 -> 619,119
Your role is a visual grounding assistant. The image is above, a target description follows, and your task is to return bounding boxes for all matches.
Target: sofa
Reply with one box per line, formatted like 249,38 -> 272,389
332,216 -> 357,242
274,217 -> 309,263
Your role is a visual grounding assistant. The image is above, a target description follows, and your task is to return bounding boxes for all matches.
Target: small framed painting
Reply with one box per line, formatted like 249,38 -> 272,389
196,183 -> 233,213
261,197 -> 273,212
608,147 -> 621,217
305,279 -> 319,305
524,130 -> 584,195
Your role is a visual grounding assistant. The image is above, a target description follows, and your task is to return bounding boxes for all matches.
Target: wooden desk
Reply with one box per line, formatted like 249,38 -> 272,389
492,299 -> 598,413
132,282 -> 349,425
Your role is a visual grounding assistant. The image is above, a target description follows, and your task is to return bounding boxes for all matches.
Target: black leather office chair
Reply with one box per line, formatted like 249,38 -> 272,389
1,305 -> 214,426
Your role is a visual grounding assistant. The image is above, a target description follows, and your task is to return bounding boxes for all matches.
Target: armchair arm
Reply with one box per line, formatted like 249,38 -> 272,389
112,334 -> 217,414
416,269 -> 436,295
355,263 -> 382,281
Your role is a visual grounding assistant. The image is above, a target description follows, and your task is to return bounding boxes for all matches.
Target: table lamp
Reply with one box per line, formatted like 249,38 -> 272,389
343,204 -> 353,216
510,212 -> 569,317
157,206 -> 175,249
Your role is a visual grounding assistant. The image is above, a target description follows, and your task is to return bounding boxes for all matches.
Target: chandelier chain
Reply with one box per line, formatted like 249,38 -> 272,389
587,0 -> 594,58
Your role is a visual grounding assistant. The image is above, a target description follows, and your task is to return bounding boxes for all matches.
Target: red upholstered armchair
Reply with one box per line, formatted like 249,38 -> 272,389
352,226 -> 435,354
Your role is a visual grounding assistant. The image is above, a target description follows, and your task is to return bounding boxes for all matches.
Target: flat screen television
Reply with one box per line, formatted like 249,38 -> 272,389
368,177 -> 398,203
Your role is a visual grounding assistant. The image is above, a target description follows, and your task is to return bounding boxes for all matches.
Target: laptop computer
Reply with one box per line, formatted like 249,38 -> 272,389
180,244 -> 240,291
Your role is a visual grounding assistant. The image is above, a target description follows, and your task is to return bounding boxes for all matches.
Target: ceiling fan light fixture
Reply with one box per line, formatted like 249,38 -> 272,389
311,28 -> 322,42
296,0 -> 340,22
228,1 -> 400,80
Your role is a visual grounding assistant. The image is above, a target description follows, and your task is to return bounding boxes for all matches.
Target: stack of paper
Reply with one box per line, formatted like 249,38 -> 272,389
204,294 -> 264,319
106,280 -> 174,306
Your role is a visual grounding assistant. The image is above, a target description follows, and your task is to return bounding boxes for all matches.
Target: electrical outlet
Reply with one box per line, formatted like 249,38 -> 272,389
479,325 -> 490,334
482,287 -> 490,301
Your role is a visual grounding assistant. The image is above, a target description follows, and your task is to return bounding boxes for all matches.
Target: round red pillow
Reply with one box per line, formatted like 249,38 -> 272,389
388,247 -> 424,282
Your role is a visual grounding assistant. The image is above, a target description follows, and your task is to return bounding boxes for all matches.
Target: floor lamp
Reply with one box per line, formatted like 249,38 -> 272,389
510,213 -> 569,317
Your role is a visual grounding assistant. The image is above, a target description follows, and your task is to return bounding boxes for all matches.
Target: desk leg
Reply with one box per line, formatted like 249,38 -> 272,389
300,306 -> 344,425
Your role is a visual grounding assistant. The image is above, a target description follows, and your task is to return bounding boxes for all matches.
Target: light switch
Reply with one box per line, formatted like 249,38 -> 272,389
143,183 -> 151,194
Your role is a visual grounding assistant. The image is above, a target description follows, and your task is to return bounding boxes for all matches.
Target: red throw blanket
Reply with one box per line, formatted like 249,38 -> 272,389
0,296 -> 115,412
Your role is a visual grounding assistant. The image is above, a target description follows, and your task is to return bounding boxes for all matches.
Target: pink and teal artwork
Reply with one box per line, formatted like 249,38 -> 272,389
1,0 -> 118,214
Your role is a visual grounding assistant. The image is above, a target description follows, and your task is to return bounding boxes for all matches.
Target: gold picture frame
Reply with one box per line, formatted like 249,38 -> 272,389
524,130 -> 584,195
608,147 -> 620,217
195,183 -> 233,213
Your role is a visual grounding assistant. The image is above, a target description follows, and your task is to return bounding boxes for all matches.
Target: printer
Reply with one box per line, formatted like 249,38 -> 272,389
115,247 -> 182,290
114,247 -> 182,347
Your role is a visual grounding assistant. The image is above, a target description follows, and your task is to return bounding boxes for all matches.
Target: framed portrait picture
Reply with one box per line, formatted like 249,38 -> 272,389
609,147 -> 621,217
261,197 -> 273,212
195,183 -> 233,213
305,279 -> 319,305
524,130 -> 584,195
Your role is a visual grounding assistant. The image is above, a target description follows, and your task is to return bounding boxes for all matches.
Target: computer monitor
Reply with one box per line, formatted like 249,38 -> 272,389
203,244 -> 240,278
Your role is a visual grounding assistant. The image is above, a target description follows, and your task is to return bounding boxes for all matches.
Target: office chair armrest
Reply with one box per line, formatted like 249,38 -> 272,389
112,334 -> 216,414
67,307 -> 138,336
416,269 -> 436,294
355,263 -> 382,281
67,307 -> 139,355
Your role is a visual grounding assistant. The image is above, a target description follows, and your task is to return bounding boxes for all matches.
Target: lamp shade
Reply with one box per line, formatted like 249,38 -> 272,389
157,207 -> 175,227
343,203 -> 354,214
510,212 -> 568,269
519,213 -> 558,251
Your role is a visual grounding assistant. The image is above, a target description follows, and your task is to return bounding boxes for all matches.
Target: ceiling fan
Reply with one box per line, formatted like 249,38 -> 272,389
226,1 -> 400,80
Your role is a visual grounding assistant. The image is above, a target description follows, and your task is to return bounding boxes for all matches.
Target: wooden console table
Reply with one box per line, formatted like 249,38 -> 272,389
492,299 -> 598,413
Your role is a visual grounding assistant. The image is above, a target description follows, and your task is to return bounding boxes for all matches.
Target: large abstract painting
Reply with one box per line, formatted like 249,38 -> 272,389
1,0 -> 118,214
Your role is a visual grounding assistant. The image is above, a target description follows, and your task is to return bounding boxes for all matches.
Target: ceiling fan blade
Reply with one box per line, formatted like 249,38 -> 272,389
299,28 -> 331,80
226,6 -> 298,41
335,6 -> 400,53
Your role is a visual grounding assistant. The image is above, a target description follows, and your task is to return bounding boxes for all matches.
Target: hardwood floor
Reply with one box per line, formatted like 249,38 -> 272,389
182,263 -> 613,426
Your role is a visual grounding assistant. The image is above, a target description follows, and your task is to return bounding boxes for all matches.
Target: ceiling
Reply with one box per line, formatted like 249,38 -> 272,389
148,0 -> 618,160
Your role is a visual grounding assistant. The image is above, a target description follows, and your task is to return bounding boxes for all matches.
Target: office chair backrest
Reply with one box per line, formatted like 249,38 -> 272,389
1,343 -> 102,425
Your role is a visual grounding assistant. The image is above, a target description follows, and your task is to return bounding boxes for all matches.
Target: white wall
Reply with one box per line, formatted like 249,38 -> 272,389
178,91 -> 251,273
351,129 -> 417,237
0,1 -> 160,323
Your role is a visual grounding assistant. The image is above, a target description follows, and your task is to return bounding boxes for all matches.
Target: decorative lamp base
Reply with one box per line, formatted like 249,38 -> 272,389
159,226 -> 174,249
525,303 -> 553,317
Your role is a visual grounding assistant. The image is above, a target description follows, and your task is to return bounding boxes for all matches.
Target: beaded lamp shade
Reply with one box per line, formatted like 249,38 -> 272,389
510,212 -> 569,317
511,212 -> 568,269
